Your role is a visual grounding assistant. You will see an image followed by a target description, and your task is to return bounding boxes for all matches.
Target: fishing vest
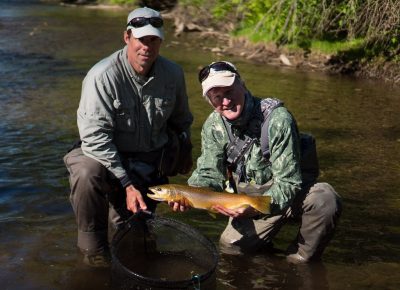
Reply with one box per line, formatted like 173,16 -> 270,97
223,98 -> 319,186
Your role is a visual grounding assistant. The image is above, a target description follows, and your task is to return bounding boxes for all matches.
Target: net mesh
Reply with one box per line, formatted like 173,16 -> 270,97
111,213 -> 218,290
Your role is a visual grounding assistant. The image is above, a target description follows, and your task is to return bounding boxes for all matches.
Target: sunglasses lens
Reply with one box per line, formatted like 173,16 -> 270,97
150,17 -> 163,28
198,62 -> 238,83
128,17 -> 163,28
129,18 -> 147,28
211,62 -> 233,71
198,66 -> 210,83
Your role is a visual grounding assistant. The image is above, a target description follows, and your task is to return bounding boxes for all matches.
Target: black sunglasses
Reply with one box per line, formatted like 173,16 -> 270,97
198,61 -> 240,83
127,17 -> 163,28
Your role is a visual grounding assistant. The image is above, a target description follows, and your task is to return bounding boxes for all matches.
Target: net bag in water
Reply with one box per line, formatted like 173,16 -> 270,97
111,212 -> 218,290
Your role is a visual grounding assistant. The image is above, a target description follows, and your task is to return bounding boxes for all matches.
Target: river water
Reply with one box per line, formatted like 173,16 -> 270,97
0,1 -> 399,289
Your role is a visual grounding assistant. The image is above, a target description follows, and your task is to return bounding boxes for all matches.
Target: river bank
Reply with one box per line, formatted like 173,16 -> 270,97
165,5 -> 399,84
59,1 -> 399,84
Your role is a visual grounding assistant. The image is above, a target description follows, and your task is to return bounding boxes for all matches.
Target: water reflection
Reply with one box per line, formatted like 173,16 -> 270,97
218,253 -> 329,290
0,0 -> 399,289
61,266 -> 111,290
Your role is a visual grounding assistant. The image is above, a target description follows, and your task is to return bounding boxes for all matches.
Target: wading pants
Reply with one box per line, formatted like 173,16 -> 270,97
63,148 -> 159,255
219,182 -> 342,261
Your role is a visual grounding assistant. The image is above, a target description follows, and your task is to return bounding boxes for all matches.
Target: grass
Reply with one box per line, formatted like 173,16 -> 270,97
310,39 -> 366,55
233,26 -> 367,56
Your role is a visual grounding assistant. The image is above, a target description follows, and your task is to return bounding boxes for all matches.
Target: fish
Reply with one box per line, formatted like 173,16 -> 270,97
148,184 -> 271,214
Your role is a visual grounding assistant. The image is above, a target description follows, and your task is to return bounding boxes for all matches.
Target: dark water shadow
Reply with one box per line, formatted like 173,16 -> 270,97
217,252 -> 329,290
0,49 -> 80,97
59,264 -> 111,290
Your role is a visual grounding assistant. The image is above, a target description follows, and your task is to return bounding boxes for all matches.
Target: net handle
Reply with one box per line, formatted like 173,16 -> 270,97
124,210 -> 154,228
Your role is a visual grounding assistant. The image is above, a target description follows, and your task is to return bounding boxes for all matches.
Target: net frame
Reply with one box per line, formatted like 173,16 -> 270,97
111,213 -> 218,289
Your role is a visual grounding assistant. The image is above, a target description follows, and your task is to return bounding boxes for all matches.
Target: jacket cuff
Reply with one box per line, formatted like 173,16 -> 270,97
119,174 -> 132,188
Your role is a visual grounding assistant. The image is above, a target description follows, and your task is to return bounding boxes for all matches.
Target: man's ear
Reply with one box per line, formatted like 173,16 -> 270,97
123,30 -> 130,44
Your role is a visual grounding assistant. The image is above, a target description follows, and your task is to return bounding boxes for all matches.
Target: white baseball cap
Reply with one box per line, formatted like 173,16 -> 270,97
127,7 -> 164,40
200,61 -> 239,96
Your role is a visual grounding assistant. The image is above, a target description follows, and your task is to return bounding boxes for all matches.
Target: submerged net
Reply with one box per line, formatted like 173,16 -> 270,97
111,212 -> 218,290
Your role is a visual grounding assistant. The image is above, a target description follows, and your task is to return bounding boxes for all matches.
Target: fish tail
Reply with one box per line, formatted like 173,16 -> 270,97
251,196 -> 271,214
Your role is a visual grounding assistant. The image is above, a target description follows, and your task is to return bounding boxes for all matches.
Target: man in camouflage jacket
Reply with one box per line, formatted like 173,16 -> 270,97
187,61 -> 342,263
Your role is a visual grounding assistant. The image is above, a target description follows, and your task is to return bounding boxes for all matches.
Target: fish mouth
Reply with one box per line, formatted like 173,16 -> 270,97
147,190 -> 164,201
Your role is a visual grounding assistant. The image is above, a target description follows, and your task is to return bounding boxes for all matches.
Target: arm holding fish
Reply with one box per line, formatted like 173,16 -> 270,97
260,109 -> 302,214
168,198 -> 191,212
181,117 -> 227,212
187,115 -> 268,217
201,110 -> 302,217
212,204 -> 261,218
187,114 -> 229,191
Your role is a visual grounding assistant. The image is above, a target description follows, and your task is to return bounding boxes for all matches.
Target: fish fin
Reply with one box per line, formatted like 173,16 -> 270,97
251,196 -> 271,214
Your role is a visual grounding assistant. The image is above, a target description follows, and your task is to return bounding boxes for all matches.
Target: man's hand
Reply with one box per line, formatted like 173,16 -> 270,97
167,200 -> 191,212
125,185 -> 147,213
212,205 -> 260,218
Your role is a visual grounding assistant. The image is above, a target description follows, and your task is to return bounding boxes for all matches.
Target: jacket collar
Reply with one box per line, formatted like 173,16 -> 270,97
122,45 -> 158,84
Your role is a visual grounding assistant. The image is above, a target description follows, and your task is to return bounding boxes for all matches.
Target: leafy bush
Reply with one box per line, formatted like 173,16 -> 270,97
180,0 -> 399,59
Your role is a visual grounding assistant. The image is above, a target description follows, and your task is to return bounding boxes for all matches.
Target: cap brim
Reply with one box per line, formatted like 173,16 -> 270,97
130,24 -> 164,40
202,71 -> 236,96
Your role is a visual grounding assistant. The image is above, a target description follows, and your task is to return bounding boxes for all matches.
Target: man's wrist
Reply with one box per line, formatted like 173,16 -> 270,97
119,174 -> 132,188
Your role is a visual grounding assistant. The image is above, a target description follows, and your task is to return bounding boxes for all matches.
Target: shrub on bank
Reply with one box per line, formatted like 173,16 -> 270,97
180,0 -> 399,61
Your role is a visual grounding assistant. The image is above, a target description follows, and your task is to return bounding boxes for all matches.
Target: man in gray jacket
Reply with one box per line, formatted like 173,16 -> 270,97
64,7 -> 193,267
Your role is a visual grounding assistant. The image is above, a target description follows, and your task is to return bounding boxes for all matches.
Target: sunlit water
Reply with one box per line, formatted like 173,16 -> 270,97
0,1 -> 399,289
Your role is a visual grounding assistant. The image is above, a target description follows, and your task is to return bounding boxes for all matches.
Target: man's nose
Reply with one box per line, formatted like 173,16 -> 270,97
222,96 -> 231,105
141,41 -> 150,49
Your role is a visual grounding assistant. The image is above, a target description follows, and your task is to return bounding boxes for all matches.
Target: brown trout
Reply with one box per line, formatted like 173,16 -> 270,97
148,184 -> 271,214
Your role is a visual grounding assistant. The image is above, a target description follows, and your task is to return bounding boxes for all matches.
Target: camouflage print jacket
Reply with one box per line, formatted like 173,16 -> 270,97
188,94 -> 302,213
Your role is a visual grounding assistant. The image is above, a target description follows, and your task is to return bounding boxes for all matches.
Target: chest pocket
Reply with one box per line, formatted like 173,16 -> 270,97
114,99 -> 137,132
246,144 -> 272,185
152,84 -> 176,128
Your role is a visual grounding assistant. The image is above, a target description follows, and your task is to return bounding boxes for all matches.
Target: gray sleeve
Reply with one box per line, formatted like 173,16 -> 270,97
167,66 -> 193,136
77,71 -> 128,181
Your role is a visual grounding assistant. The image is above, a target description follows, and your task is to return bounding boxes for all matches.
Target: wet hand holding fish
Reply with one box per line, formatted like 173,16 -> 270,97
212,204 -> 260,219
148,184 -> 271,214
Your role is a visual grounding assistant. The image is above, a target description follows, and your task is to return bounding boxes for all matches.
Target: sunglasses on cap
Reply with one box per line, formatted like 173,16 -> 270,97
198,61 -> 240,83
127,17 -> 164,28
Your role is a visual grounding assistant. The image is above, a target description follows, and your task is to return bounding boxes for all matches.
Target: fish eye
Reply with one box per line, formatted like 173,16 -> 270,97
156,187 -> 161,191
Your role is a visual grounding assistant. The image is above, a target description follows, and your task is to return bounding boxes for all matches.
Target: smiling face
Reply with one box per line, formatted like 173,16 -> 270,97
206,78 -> 246,120
124,31 -> 162,75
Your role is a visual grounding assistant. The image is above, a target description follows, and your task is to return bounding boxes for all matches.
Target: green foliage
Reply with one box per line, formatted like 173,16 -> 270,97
108,0 -> 135,4
181,0 -> 399,59
311,39 -> 365,55
92,0 -> 398,60
179,0 -> 203,7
